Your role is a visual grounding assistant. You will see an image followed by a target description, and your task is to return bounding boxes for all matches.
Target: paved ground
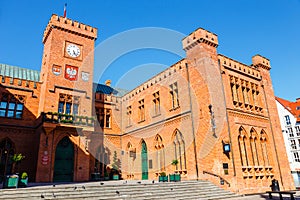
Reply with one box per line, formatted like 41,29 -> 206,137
229,191 -> 300,200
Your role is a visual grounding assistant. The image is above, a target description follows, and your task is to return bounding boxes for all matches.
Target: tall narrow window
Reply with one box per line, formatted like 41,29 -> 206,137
291,140 -> 297,150
155,134 -> 165,172
58,94 -> 80,115
250,129 -> 259,166
73,103 -> 79,115
173,130 -> 186,171
105,109 -> 111,128
236,83 -> 243,106
260,131 -> 270,166
256,90 -> 263,111
288,127 -> 294,137
285,115 -> 291,125
96,108 -> 111,128
65,102 -> 72,114
58,102 -> 64,113
294,152 -> 300,162
242,84 -> 250,106
96,108 -> 103,127
252,86 -> 257,108
153,91 -> 160,116
231,83 -> 238,103
170,82 -> 179,109
138,99 -> 145,122
296,126 -> 300,136
127,106 -> 132,126
238,127 -> 249,166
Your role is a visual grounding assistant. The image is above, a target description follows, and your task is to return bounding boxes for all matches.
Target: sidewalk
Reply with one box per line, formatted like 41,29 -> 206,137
229,191 -> 300,200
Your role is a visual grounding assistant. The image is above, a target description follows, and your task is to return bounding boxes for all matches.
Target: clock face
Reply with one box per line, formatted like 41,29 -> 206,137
66,44 -> 81,58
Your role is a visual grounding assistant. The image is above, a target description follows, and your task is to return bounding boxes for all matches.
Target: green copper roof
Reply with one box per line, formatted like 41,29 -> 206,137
0,63 -> 40,82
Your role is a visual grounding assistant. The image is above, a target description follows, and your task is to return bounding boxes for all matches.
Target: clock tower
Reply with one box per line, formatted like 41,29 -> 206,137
39,14 -> 97,117
36,14 -> 97,182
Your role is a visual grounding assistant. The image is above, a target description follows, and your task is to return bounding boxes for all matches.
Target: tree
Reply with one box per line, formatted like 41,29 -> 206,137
171,159 -> 179,172
112,151 -> 119,171
11,153 -> 25,174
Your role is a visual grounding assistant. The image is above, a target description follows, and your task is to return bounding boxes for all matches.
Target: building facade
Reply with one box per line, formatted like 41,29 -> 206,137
276,97 -> 300,187
0,14 -> 295,194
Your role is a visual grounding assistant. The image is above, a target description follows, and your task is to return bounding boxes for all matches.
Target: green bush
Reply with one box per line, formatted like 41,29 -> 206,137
159,172 -> 166,176
21,172 -> 28,179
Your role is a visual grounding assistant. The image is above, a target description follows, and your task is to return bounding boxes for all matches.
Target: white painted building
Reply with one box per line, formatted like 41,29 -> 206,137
276,97 -> 300,187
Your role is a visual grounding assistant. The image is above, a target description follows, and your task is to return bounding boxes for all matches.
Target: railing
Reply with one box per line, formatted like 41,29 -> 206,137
42,112 -> 95,127
203,170 -> 230,187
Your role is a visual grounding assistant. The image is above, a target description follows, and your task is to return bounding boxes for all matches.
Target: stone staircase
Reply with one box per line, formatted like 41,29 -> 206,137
0,180 -> 241,200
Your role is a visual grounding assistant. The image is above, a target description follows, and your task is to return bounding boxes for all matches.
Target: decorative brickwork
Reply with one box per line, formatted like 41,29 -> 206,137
0,14 -> 294,195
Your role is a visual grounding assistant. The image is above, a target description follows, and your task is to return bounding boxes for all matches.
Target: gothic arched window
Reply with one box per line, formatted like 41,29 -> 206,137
173,129 -> 186,171
154,134 -> 165,172
238,127 -> 249,166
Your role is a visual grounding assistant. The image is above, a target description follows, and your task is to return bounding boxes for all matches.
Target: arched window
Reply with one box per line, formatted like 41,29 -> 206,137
0,138 -> 15,181
173,129 -> 186,171
95,146 -> 108,176
154,134 -> 165,172
260,130 -> 270,166
238,127 -> 249,166
250,128 -> 259,166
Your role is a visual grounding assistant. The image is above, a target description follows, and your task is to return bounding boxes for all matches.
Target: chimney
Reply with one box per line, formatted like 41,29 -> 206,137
105,80 -> 111,86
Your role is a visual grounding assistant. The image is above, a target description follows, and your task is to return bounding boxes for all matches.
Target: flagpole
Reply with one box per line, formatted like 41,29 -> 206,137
64,3 -> 67,18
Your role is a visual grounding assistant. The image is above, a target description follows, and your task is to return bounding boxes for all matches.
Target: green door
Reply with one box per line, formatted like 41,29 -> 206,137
53,137 -> 74,182
141,141 -> 148,180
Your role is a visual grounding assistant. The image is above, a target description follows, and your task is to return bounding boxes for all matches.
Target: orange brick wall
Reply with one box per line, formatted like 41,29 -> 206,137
0,14 -> 294,195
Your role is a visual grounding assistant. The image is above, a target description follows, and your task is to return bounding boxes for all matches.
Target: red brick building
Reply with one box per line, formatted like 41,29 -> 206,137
0,14 -> 294,194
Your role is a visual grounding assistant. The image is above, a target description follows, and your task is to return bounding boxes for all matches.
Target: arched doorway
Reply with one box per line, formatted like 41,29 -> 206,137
141,140 -> 148,180
53,137 -> 74,182
0,138 -> 15,182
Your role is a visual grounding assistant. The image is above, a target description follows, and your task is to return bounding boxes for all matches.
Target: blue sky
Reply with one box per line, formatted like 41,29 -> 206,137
0,0 -> 299,101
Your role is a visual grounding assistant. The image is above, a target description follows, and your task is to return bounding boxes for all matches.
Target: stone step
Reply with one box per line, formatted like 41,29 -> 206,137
0,182 -> 219,197
0,186 -> 223,199
0,180 -> 241,200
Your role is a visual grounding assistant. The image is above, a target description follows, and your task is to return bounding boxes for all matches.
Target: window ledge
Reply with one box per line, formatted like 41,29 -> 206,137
138,119 -> 145,124
152,113 -> 161,118
169,106 -> 180,112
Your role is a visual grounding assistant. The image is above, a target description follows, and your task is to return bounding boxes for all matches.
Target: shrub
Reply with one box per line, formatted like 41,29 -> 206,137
21,172 -> 28,179
159,172 -> 166,176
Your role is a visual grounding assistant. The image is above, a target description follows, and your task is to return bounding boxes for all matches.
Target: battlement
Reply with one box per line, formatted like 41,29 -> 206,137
252,55 -> 271,70
218,54 -> 262,80
0,75 -> 41,93
43,14 -> 98,43
122,59 -> 187,101
182,28 -> 218,51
